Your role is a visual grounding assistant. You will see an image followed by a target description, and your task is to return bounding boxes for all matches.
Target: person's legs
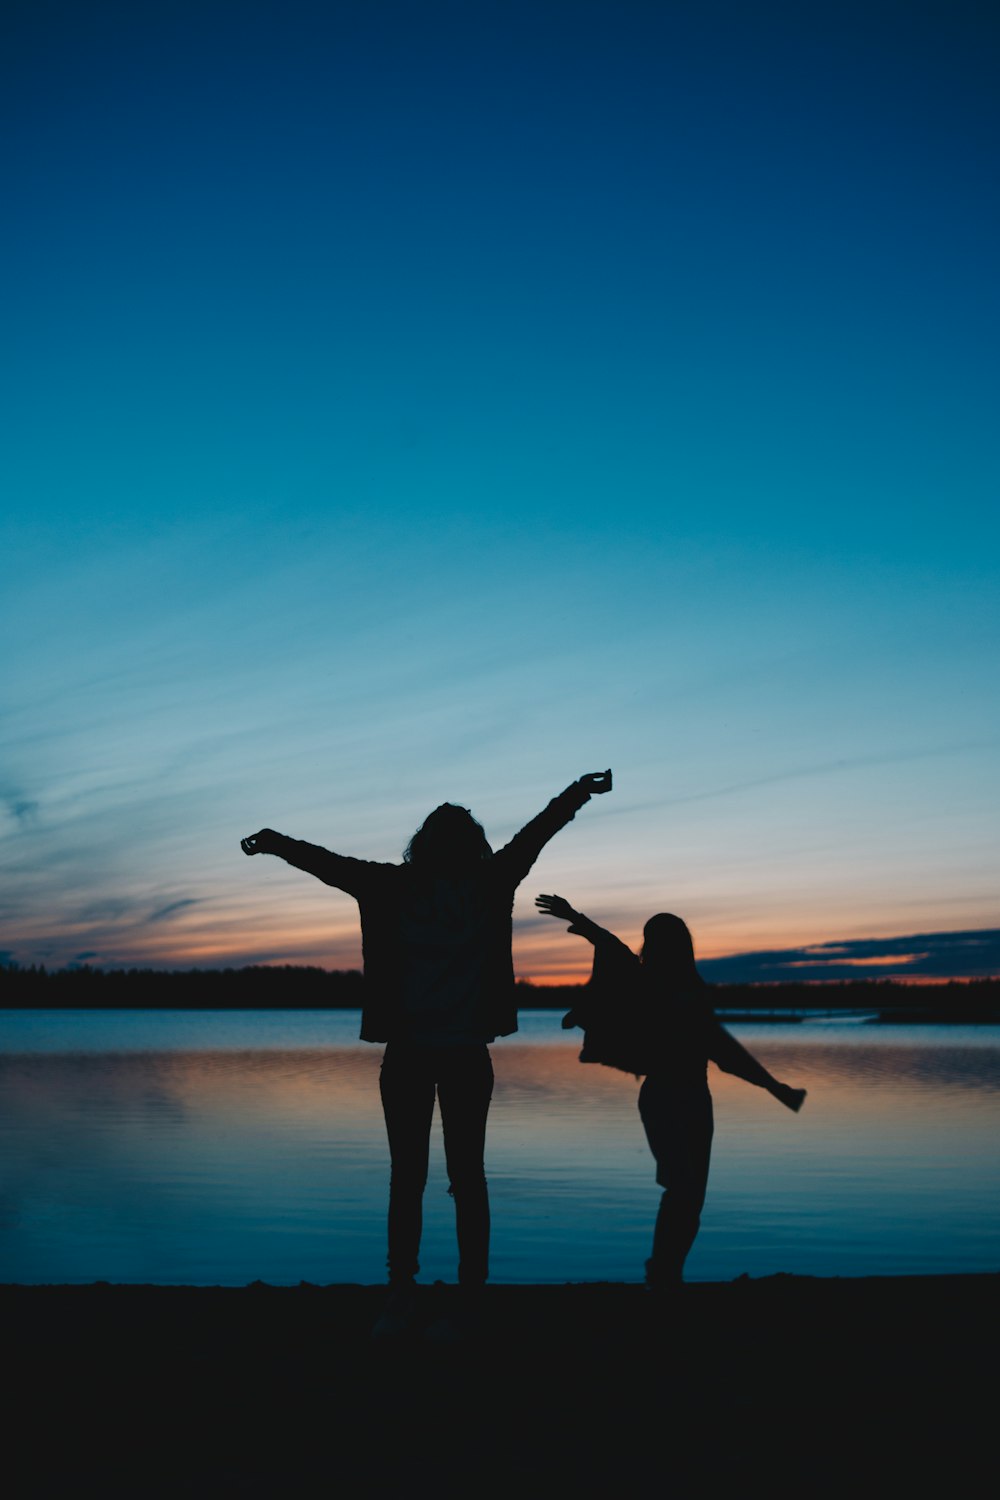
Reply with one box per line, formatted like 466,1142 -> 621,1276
437,1045 -> 494,1287
638,1080 -> 714,1287
379,1044 -> 436,1286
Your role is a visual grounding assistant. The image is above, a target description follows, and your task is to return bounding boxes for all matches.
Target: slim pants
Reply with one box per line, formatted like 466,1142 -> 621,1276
637,1077 -> 714,1285
379,1041 -> 494,1287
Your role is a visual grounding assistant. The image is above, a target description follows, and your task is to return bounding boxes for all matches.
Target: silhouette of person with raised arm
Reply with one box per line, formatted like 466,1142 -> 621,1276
241,770 -> 612,1338
535,895 -> 805,1289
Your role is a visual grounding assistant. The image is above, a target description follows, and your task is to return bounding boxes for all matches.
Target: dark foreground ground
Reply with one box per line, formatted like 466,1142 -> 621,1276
6,1274 -> 997,1498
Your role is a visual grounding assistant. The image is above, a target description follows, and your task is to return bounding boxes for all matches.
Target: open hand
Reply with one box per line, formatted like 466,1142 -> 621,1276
535,893 -> 578,923
579,769 -> 612,795
774,1083 -> 807,1113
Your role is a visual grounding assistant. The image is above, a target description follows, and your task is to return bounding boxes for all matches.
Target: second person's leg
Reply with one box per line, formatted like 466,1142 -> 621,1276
639,1080 -> 714,1286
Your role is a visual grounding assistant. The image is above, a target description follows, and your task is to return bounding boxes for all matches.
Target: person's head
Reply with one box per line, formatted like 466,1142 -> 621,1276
640,912 -> 701,987
403,804 -> 493,871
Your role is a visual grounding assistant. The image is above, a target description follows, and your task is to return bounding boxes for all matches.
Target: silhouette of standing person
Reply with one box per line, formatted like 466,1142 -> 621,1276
535,895 -> 805,1289
241,771 -> 612,1336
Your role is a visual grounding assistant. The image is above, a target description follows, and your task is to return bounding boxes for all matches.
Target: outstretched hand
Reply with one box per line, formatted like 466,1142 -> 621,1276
241,828 -> 279,856
774,1083 -> 807,1113
579,769 -> 612,795
535,893 -> 579,923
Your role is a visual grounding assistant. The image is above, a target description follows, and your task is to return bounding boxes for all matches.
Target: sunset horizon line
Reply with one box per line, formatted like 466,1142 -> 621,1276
4,923 -> 998,986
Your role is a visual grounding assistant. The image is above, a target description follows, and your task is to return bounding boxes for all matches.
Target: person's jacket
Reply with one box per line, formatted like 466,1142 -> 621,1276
268,781 -> 593,1043
563,915 -> 777,1087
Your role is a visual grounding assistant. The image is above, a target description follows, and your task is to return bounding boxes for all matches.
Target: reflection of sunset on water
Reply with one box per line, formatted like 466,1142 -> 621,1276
2,1012 -> 996,1286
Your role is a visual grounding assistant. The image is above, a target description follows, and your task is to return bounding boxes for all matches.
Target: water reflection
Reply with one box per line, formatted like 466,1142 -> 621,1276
0,1011 -> 997,1285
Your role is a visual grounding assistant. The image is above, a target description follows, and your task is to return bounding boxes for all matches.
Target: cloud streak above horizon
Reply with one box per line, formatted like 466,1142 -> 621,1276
698,929 -> 1000,985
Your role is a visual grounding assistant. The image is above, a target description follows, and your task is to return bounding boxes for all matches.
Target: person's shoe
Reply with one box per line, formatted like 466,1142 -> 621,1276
371,1283 -> 419,1340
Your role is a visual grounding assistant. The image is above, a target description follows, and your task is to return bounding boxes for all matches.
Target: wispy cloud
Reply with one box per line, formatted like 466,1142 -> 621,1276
148,898 -> 203,924
1,785 -> 39,828
650,741 -> 1000,812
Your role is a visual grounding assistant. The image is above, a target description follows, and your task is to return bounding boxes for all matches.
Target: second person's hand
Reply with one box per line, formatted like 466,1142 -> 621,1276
535,893 -> 579,923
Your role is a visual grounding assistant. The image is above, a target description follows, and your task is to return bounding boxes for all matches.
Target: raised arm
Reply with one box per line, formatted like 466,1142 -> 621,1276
536,892 -> 639,1035
241,827 -> 375,897
498,770 -> 612,885
708,1021 -> 807,1111
535,892 -> 638,964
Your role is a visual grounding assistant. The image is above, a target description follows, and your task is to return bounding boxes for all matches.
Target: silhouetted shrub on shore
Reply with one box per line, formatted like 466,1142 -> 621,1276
0,962 -> 363,1009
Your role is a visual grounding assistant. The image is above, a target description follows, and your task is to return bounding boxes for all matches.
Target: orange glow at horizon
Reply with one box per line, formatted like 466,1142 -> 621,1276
781,953 -> 922,969
18,893 -> 995,984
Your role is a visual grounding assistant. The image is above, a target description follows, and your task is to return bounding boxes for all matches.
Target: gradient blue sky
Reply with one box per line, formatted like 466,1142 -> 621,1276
3,1 -> 998,981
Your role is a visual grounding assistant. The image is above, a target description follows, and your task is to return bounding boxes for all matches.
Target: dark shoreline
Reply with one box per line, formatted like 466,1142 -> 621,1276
4,965 -> 999,1023
8,1273 -> 997,1497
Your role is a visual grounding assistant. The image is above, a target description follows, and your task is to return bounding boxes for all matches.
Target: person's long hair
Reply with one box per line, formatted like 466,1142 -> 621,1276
640,913 -> 706,990
403,804 -> 493,872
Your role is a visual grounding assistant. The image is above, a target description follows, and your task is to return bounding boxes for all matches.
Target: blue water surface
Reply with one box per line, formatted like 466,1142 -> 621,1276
1,1010 -> 997,1285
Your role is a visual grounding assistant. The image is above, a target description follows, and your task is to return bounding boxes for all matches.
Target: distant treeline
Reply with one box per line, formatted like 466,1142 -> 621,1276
1,963 -> 999,1019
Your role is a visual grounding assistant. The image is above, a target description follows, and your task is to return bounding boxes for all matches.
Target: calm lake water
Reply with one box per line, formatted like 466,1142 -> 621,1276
1,1009 -> 998,1286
